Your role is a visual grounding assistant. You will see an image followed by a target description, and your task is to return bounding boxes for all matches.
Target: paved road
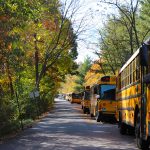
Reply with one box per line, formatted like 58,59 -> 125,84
0,98 -> 138,150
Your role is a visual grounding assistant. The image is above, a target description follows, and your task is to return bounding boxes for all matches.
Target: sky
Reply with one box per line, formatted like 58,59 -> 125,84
69,0 -> 133,62
60,0 -> 116,62
73,0 -> 101,62
72,0 -> 102,62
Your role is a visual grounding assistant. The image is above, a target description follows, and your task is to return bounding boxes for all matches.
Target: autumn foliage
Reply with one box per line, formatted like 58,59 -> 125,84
0,0 -> 78,136
84,60 -> 103,86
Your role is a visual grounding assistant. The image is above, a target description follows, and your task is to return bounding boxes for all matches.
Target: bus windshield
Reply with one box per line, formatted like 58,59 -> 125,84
72,93 -> 81,99
99,85 -> 116,100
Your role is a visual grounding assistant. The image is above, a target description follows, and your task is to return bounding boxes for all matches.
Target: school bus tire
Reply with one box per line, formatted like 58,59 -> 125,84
90,113 -> 94,117
88,109 -> 90,114
119,112 -> 126,134
120,122 -> 127,135
135,113 -> 149,150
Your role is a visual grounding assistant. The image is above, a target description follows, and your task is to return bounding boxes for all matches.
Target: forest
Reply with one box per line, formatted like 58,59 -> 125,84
0,0 -> 150,137
0,0 -> 78,136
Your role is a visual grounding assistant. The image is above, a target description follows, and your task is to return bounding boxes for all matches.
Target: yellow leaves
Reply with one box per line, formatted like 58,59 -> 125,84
26,50 -> 34,58
84,73 -> 101,87
59,75 -> 78,93
84,59 -> 103,86
91,63 -> 101,71
60,59 -> 105,93
0,76 -> 15,85
37,35 -> 41,41
37,23 -> 42,28
11,3 -> 18,12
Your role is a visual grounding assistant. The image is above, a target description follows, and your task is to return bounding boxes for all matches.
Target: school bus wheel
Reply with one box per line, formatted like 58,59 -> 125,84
119,112 -> 127,135
135,113 -> 149,150
90,113 -> 94,117
87,109 -> 90,114
119,122 -> 127,135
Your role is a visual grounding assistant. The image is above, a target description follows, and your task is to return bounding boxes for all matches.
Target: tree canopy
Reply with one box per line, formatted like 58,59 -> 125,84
96,0 -> 150,74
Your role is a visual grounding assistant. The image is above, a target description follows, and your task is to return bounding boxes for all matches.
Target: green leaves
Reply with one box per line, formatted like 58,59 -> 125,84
138,0 -> 150,40
74,57 -> 92,92
97,0 -> 150,74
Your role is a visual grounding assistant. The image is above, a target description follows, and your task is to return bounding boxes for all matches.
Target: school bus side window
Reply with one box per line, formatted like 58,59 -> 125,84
122,70 -> 125,88
117,75 -> 121,90
133,59 -> 136,82
121,72 -> 123,88
124,68 -> 127,87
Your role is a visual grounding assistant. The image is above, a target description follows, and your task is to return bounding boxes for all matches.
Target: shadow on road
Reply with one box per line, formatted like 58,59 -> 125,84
0,99 -> 140,150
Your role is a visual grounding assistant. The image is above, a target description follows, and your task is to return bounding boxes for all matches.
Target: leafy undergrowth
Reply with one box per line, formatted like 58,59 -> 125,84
0,106 -> 54,142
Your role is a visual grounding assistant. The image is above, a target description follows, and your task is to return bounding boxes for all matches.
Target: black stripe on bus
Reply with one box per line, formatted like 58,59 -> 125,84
97,100 -> 116,102
116,80 -> 140,94
122,120 -> 134,127
116,93 -> 141,101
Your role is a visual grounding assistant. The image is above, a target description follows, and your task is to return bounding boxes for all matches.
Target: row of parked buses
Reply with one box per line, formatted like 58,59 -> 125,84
65,38 -> 150,150
65,93 -> 82,104
76,76 -> 117,122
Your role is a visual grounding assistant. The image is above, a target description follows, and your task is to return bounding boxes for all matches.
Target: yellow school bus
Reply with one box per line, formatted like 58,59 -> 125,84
90,76 -> 117,122
70,93 -> 82,104
95,76 -> 117,122
81,86 -> 91,114
116,38 -> 150,149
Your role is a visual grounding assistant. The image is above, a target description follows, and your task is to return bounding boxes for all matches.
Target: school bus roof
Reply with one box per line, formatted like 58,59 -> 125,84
119,48 -> 140,74
97,76 -> 116,84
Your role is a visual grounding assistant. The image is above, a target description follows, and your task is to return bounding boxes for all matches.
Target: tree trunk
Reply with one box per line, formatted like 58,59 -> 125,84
34,33 -> 39,90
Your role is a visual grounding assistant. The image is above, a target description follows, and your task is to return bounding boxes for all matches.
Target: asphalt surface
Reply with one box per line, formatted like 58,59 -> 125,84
0,98 -> 139,150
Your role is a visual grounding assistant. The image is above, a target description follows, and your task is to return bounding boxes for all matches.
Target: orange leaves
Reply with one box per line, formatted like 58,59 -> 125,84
0,15 -> 10,22
90,61 -> 101,72
7,43 -> 12,51
43,19 -> 57,31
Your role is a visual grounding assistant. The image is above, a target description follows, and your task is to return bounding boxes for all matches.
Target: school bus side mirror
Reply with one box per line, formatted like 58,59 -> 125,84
140,43 -> 148,67
96,95 -> 100,99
